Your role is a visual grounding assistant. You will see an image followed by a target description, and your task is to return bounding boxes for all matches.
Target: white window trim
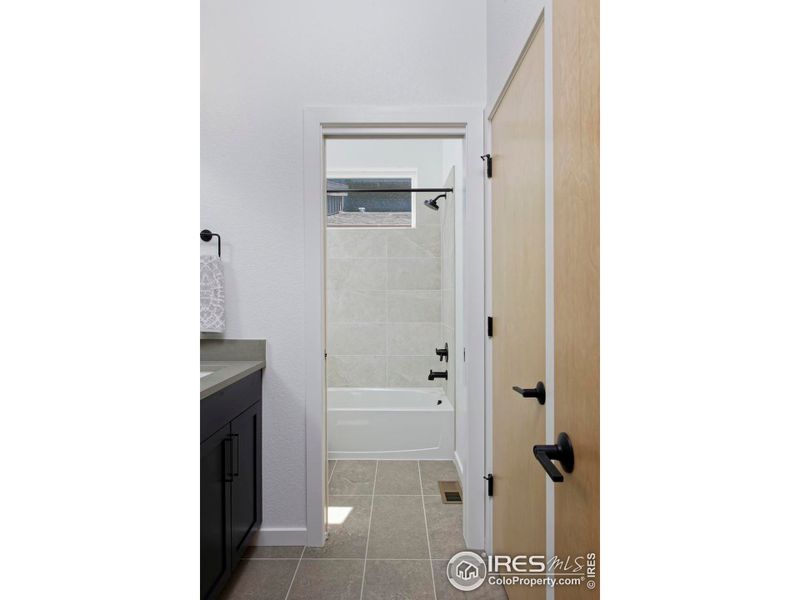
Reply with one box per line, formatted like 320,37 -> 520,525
325,168 -> 418,228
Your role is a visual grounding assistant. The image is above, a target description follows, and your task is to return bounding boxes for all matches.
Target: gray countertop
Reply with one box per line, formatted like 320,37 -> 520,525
200,360 -> 265,399
200,339 -> 266,399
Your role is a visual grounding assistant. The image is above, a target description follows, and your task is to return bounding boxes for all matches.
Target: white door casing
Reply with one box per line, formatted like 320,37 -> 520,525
302,107 -> 486,549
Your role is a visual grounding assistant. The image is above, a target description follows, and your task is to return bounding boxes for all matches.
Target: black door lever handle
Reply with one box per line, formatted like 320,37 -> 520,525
512,381 -> 546,404
532,432 -> 574,483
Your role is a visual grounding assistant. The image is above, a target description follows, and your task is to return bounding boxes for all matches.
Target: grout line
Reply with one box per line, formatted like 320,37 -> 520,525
359,460 -> 378,600
385,298 -> 389,383
328,460 -> 337,485
282,546 -> 306,600
418,461 -> 438,600
244,557 -> 303,561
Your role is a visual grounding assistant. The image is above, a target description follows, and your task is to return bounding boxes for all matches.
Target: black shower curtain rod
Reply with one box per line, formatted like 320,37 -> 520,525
325,187 -> 453,194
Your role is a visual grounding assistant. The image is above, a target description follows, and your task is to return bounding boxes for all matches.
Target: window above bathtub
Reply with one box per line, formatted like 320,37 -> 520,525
326,170 -> 417,228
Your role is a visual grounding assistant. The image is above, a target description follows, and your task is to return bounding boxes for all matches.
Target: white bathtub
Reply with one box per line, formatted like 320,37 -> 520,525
327,388 -> 454,460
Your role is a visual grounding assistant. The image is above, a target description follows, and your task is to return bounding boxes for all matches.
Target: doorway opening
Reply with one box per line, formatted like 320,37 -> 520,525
324,137 -> 462,461
303,108 -> 486,552
322,134 -> 466,567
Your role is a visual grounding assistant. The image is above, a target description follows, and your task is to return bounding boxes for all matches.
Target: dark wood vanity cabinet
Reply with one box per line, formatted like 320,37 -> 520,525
201,372 -> 262,600
200,426 -> 232,599
229,401 -> 262,563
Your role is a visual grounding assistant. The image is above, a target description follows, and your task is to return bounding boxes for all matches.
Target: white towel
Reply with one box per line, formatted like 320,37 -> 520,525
200,255 -> 225,332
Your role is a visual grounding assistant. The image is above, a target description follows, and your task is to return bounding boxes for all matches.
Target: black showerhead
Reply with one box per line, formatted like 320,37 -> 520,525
423,193 -> 446,211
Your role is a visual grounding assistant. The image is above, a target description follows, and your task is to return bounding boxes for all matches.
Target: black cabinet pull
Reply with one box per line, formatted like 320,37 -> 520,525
435,343 -> 449,362
512,381 -> 546,404
232,434 -> 240,477
223,436 -> 234,483
532,432 -> 574,483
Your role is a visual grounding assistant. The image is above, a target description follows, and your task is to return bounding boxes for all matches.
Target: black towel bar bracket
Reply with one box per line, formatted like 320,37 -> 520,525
200,229 -> 221,257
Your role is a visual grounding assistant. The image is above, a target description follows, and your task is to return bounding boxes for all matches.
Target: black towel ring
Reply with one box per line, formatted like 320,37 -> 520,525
200,229 -> 221,257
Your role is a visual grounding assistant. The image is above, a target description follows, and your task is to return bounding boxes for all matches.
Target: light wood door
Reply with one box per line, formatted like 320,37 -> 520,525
553,0 -> 600,598
491,22 -> 547,600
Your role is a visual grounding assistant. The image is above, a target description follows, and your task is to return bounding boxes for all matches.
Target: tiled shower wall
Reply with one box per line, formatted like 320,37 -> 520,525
326,196 -> 450,388
440,167 -> 456,404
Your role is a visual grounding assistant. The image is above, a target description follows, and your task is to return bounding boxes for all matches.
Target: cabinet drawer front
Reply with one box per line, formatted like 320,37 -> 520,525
201,371 -> 262,442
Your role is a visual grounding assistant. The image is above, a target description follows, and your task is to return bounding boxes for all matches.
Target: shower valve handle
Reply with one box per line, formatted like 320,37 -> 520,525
435,343 -> 449,362
512,381 -> 546,405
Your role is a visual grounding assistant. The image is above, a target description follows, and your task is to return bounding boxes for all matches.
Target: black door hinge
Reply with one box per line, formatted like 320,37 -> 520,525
480,154 -> 492,178
487,316 -> 493,337
484,473 -> 494,497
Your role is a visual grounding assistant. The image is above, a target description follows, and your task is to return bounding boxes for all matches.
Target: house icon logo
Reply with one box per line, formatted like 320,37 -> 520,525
456,560 -> 478,580
447,551 -> 487,591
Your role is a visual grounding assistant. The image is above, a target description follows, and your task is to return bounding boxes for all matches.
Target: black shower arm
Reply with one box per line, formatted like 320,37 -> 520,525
325,187 -> 453,194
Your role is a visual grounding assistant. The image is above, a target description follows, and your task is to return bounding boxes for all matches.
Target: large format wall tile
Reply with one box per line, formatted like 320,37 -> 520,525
327,258 -> 387,290
441,288 -> 455,331
387,258 -> 441,290
441,324 -> 455,396
439,168 -> 457,409
327,355 -> 387,387
327,228 -> 387,258
327,290 -> 386,323
387,356 -> 442,387
387,322 -> 444,356
327,214 -> 455,388
387,225 -> 441,258
387,290 -> 441,323
327,323 -> 387,356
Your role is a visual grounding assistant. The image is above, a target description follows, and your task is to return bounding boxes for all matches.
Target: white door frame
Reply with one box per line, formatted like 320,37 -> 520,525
484,3 -> 554,574
302,106 -> 486,548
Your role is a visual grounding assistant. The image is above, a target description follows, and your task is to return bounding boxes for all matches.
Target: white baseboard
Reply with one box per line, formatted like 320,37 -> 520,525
454,450 -> 465,484
251,527 -> 308,546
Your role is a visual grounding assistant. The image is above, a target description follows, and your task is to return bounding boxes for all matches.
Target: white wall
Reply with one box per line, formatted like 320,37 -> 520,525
327,139 -> 444,187
201,0 -> 486,538
486,0 -> 545,110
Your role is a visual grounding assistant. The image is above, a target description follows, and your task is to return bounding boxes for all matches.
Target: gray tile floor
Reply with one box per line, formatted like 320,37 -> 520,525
221,460 -> 507,600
